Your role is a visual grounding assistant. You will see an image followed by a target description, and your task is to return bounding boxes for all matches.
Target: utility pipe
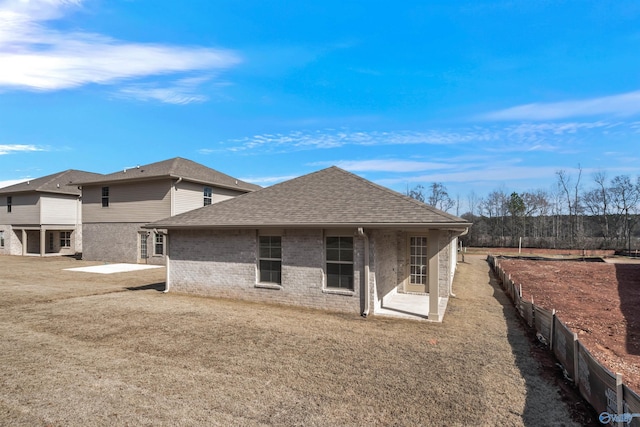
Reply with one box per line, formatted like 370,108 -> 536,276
357,228 -> 370,317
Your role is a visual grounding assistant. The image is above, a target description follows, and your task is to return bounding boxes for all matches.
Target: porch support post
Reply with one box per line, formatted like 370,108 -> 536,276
428,229 -> 441,320
40,228 -> 46,256
21,229 -> 27,256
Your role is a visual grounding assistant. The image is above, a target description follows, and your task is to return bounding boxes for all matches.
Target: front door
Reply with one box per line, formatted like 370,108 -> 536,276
405,236 -> 427,293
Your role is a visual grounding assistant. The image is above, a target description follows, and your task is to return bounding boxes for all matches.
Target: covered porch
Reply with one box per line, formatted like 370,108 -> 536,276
376,292 -> 449,321
14,226 -> 77,257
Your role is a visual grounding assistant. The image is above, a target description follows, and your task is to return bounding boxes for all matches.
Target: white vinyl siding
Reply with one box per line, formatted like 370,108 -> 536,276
40,195 -> 79,224
173,180 -> 246,215
82,181 -> 172,223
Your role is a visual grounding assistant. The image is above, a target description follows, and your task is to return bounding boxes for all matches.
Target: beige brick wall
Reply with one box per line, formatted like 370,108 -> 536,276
168,228 -> 363,314
83,222 -> 164,264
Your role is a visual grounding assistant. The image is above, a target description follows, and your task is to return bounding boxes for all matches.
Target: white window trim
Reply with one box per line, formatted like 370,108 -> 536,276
153,232 -> 165,256
323,231 -> 356,294
255,233 -> 282,288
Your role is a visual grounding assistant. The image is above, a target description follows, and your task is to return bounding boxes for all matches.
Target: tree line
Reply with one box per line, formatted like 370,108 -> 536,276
407,167 -> 640,251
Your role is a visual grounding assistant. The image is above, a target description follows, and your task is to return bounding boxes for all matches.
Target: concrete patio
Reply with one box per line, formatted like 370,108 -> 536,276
376,292 -> 449,321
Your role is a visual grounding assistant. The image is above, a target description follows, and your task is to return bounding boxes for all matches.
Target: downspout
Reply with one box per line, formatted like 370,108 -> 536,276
357,228 -> 370,317
154,228 -> 170,293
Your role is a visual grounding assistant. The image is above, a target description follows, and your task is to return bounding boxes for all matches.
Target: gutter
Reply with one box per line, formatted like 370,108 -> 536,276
143,222 -> 472,231
357,228 -> 370,317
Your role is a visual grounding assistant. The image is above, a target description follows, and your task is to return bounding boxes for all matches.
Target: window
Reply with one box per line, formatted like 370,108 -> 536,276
7,196 -> 11,213
259,236 -> 281,283
101,187 -> 109,207
60,231 -> 71,248
140,233 -> 149,259
410,236 -> 428,285
326,236 -> 354,290
0,231 -> 4,248
204,187 -> 212,206
154,232 -> 164,256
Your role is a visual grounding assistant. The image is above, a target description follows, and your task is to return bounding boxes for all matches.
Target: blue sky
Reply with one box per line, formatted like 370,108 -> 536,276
1,0 -> 639,212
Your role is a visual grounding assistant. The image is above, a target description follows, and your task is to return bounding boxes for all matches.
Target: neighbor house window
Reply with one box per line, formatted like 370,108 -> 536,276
259,236 -> 281,284
326,236 -> 354,290
0,231 -> 4,248
154,232 -> 164,256
60,231 -> 71,248
204,187 -> 212,206
7,196 -> 11,213
101,187 -> 109,207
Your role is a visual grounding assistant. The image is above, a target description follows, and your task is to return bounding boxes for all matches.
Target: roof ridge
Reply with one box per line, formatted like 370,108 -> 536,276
330,166 -> 463,221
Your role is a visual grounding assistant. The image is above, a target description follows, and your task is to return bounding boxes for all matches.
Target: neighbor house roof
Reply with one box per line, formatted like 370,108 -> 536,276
69,157 -> 261,192
147,166 -> 472,230
0,170 -> 103,196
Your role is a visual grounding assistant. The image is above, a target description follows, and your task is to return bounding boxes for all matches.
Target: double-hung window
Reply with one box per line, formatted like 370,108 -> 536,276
101,187 -> 109,207
60,231 -> 71,248
7,196 -> 11,213
326,236 -> 354,290
204,187 -> 212,206
154,232 -> 164,256
0,230 -> 4,248
259,236 -> 281,284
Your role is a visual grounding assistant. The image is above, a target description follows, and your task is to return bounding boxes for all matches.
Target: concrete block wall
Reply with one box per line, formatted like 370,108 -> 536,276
169,228 -> 363,314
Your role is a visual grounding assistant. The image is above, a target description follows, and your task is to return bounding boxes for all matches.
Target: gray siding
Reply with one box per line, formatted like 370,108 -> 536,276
83,181 -> 171,223
0,194 -> 40,225
41,194 -> 80,225
169,228 -> 363,314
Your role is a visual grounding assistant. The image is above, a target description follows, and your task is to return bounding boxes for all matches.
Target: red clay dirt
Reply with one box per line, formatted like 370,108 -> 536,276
497,256 -> 640,393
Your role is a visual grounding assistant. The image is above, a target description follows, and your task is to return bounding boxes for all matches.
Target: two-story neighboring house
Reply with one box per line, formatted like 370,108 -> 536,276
0,170 -> 103,257
70,157 -> 260,264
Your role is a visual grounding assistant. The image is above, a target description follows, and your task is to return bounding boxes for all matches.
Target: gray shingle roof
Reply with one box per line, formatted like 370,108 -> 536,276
0,170 -> 102,196
148,166 -> 472,230
69,157 -> 261,192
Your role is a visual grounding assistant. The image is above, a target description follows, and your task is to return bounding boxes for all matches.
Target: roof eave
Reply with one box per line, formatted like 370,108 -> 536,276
144,222 -> 472,231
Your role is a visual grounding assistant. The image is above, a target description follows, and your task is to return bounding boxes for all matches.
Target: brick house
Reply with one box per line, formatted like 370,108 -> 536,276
0,170 -> 102,257
70,157 -> 260,264
147,167 -> 471,320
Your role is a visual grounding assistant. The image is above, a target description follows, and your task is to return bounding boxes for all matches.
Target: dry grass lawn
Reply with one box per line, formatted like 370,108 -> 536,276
0,255 -> 583,426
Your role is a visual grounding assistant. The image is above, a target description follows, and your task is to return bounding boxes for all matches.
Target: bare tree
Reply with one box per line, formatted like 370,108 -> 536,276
556,166 -> 583,247
427,182 -> 455,212
406,185 -> 425,203
583,171 -> 611,247
610,175 -> 640,253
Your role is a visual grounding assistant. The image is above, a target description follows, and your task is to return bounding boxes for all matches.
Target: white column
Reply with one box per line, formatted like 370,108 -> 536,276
21,229 -> 27,256
40,228 -> 46,256
428,229 -> 441,320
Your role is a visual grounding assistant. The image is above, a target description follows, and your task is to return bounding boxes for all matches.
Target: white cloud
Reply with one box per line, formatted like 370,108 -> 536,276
481,91 -> 640,121
0,178 -> 28,189
238,175 -> 298,185
0,144 -> 44,155
0,0 -> 240,93
117,76 -> 217,104
202,122 -> 620,155
311,159 -> 450,173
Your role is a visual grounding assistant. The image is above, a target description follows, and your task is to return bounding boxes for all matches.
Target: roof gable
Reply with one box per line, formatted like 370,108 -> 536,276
0,170 -> 102,196
70,157 -> 260,192
148,167 -> 471,229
